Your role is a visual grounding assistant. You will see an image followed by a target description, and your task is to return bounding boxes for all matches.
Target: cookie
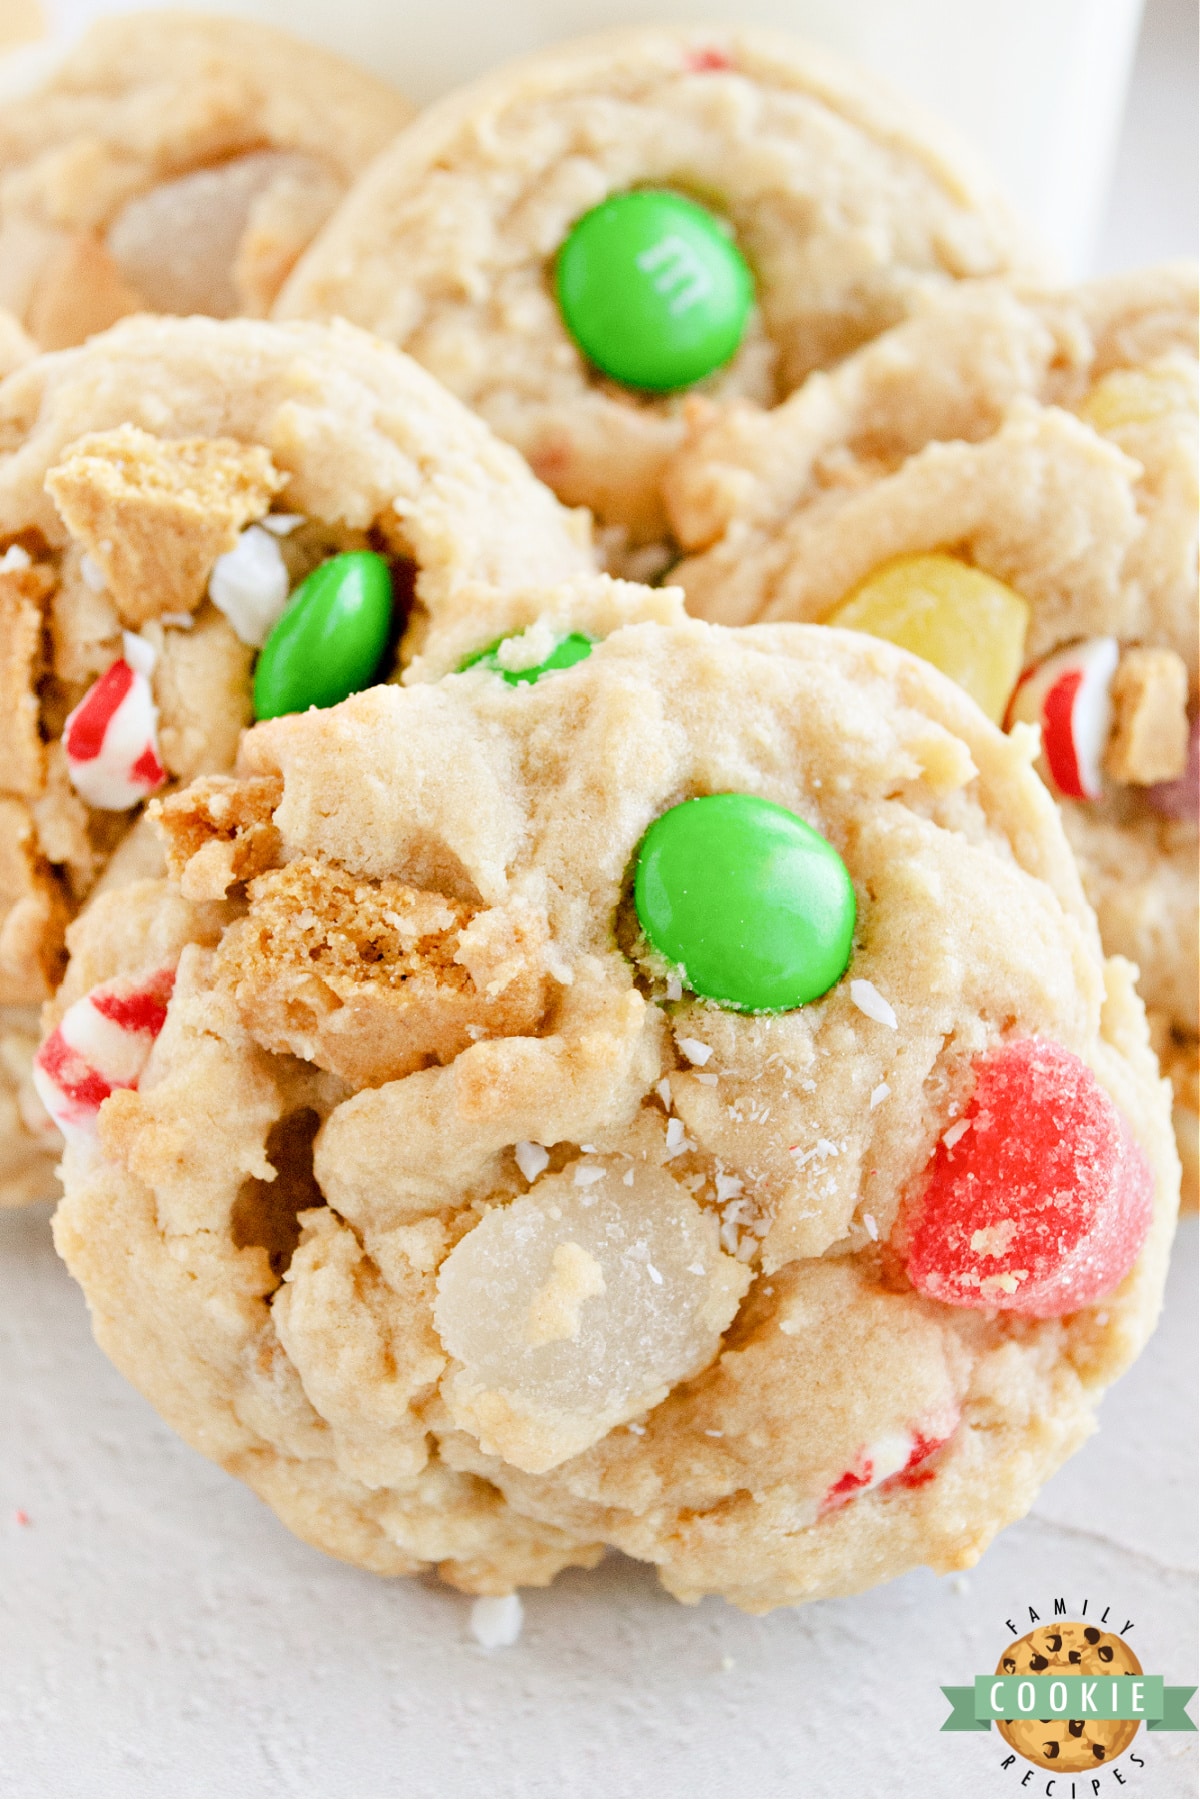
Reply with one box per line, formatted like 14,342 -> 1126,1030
668,266 -> 1199,1204
275,26 -> 1039,554
50,616 -> 1177,1609
996,1623 -> 1142,1771
0,312 -> 593,1203
0,13 -> 412,348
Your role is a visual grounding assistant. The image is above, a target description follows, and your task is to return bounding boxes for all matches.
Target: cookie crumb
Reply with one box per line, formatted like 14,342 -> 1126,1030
850,980 -> 898,1029
470,1593 -> 524,1649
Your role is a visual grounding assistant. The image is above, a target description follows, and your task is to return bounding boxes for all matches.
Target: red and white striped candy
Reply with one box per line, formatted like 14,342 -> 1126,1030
821,1417 -> 956,1513
63,632 -> 166,810
1006,636 -> 1119,801
32,966 -> 175,1143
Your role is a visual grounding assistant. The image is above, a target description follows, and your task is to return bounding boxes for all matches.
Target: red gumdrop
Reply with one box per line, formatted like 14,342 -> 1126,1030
904,1040 -> 1154,1319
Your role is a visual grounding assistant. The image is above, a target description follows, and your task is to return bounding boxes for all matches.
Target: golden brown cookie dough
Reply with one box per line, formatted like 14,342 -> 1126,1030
669,266 -> 1199,1205
0,312 -> 593,1203
53,617 -> 1177,1608
276,25 -> 1039,552
0,11 -> 413,348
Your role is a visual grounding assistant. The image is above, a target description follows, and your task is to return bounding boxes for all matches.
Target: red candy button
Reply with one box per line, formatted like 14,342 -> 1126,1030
905,1040 -> 1153,1318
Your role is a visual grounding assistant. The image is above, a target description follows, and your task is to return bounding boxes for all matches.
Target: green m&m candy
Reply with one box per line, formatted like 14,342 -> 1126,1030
633,794 -> 856,1012
253,550 -> 393,721
458,631 -> 595,685
555,190 -> 753,392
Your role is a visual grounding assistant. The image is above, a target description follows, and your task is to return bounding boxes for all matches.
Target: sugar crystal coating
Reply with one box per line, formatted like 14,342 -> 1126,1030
905,1040 -> 1154,1318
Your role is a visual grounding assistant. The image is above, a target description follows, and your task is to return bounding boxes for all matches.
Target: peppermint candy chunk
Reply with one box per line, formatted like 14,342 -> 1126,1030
208,523 -> 292,647
821,1418 -> 956,1513
1007,637 -> 1119,801
63,632 -> 166,810
32,966 -> 175,1143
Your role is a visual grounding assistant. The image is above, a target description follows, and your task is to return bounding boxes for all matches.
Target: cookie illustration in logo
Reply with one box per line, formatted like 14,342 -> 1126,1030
995,1623 -> 1143,1771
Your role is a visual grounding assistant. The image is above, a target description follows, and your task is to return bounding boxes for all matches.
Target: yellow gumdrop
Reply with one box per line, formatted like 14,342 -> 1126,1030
826,552 -> 1030,724
1079,362 -> 1195,433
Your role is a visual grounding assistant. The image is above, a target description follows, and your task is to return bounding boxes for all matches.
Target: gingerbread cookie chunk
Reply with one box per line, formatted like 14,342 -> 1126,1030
0,312 -> 592,1203
51,617 -> 1176,1608
0,12 -> 412,349
276,26 -> 1039,555
669,265 -> 1199,1204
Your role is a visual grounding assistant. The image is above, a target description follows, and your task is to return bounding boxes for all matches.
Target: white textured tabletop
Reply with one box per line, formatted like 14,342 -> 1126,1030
1,3 -> 1197,1796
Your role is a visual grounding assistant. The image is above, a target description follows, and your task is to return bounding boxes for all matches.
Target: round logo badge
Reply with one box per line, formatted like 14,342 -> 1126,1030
994,1622 -> 1144,1771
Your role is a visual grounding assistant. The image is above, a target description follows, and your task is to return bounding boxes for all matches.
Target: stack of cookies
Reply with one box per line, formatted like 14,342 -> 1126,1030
0,14 -> 1192,1618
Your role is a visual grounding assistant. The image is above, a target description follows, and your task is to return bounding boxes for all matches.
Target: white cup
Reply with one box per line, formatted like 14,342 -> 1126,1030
37,0 -> 1145,273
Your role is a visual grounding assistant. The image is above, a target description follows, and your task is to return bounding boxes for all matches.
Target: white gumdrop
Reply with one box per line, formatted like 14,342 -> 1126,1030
106,151 -> 327,316
435,1159 -> 749,1473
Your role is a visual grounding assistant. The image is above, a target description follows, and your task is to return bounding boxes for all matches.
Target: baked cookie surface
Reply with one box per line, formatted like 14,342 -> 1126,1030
669,265 -> 1199,1202
276,25 -> 1039,551
51,618 -> 1177,1609
0,313 -> 592,1202
0,12 -> 412,348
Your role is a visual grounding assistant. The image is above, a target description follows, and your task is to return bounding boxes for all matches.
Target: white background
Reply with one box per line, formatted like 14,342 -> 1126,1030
1,2 -> 1197,1795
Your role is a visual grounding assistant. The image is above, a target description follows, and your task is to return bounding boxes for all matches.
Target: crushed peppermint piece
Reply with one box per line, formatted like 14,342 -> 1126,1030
676,1036 -> 713,1066
942,1118 -> 972,1149
258,512 -> 304,536
656,1077 -> 672,1109
664,1117 -> 686,1154
665,972 -> 684,1001
862,1213 -> 879,1240
850,980 -> 898,1029
646,1263 -> 663,1285
470,1593 -> 524,1649
573,1163 -> 605,1186
0,544 -> 32,572
159,611 -> 194,629
623,1168 -> 635,1186
208,522 -> 291,647
63,642 -> 166,810
705,1430 -> 724,1439
627,1422 -> 646,1435
121,629 -> 157,677
695,1072 -> 719,1086
33,966 -> 175,1141
869,1082 -> 890,1109
514,1141 -> 549,1183
714,1172 -> 743,1203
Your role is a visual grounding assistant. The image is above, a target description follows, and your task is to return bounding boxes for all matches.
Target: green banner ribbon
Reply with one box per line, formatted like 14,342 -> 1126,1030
1148,1686 -> 1199,1732
941,1678 -> 1197,1732
940,1687 -> 991,1732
